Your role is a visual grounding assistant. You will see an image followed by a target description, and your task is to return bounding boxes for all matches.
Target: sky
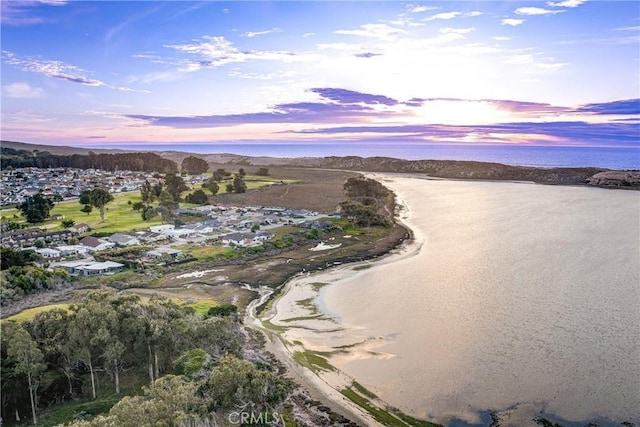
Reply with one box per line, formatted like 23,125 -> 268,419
1,0 -> 639,150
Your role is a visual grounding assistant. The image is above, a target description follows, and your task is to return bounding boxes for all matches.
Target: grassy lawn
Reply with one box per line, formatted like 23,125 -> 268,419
4,304 -> 70,322
46,191 -> 163,234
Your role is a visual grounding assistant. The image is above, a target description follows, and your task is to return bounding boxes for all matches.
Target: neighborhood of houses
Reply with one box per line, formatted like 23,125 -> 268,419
0,166 -> 208,206
1,166 -> 335,277
3,206 -> 330,278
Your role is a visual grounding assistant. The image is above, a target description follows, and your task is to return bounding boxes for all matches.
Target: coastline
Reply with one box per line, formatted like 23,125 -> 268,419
247,176 -> 434,426
248,173 -> 640,427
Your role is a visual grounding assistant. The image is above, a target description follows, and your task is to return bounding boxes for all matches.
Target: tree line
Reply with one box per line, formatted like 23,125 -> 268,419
339,176 -> 393,228
1,290 -> 290,425
1,148 -> 177,173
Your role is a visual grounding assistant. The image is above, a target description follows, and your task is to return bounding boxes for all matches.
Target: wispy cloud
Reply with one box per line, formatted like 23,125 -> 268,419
125,87 -> 402,128
501,18 -> 525,26
2,82 -> 44,98
425,11 -> 482,21
2,51 -> 149,92
547,0 -> 587,8
335,24 -> 407,40
242,27 -> 282,38
440,27 -> 476,35
1,0 -> 67,25
162,35 -> 302,72
576,99 -> 640,115
515,7 -> 565,16
405,4 -> 439,13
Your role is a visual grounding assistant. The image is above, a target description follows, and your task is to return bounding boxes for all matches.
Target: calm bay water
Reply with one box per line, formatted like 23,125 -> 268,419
318,177 -> 640,426
83,142 -> 640,170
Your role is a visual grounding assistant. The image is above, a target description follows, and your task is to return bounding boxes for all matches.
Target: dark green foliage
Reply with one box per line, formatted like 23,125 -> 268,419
201,178 -> 219,195
180,156 -> 209,175
212,168 -> 231,182
233,175 -> 247,193
61,219 -> 76,228
256,167 -> 270,176
131,201 -> 144,211
340,177 -> 392,228
163,172 -> 188,201
18,192 -> 55,223
80,204 -> 93,215
207,304 -> 238,317
1,266 -> 69,305
79,188 -> 114,222
1,247 -> 40,270
185,189 -> 208,205
0,147 -> 177,172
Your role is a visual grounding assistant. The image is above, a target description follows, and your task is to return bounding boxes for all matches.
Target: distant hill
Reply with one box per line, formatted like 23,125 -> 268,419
2,140 -> 637,189
1,140 -> 136,156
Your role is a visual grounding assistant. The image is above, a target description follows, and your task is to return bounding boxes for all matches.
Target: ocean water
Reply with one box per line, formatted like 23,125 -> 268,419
317,177 -> 640,426
82,142 -> 640,170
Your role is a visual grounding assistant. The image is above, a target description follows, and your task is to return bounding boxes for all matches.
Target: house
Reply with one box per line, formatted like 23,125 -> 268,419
56,245 -> 89,257
79,236 -> 115,252
145,247 -> 182,260
108,233 -> 140,247
34,247 -> 61,259
135,231 -> 165,243
69,223 -> 90,234
221,232 -> 253,246
51,260 -> 124,276
150,224 -> 175,233
50,214 -> 65,221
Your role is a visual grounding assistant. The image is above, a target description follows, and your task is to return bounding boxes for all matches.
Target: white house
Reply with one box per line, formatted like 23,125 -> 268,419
150,224 -> 175,233
50,260 -> 123,276
108,233 -> 140,247
35,248 -> 61,259
56,245 -> 89,257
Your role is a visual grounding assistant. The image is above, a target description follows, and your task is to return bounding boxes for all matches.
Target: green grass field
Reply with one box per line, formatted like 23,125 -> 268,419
6,174 -> 292,235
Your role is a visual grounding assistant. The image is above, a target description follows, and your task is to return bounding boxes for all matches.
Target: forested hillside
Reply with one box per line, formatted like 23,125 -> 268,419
1,147 -> 177,173
1,290 -> 290,426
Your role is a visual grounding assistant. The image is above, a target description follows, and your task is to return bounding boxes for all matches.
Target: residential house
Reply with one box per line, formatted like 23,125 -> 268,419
108,233 -> 140,247
34,247 -> 61,259
79,236 -> 115,252
145,247 -> 182,260
69,223 -> 90,234
56,245 -> 89,257
51,260 -> 124,276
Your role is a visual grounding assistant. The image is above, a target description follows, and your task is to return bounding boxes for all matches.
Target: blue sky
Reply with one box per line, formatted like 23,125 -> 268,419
1,0 -> 639,149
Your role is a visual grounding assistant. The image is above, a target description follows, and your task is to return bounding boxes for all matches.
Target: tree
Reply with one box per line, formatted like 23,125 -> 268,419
233,175 -> 247,193
1,248 -> 39,270
201,178 -> 219,195
80,205 -> 93,215
4,322 -> 46,425
180,156 -> 209,175
79,188 -> 114,222
131,201 -> 144,211
61,219 -> 75,228
185,189 -> 208,205
140,180 -> 154,204
238,168 -> 246,178
225,183 -> 234,193
18,192 -> 55,223
256,167 -> 270,176
163,172 -> 188,202
212,168 -> 230,182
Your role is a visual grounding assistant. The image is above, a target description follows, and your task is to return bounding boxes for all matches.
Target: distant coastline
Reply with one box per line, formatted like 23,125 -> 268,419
2,140 -> 639,189
3,140 -> 640,170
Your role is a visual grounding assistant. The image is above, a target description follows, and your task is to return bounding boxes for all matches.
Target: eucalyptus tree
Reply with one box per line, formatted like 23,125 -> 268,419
3,322 -> 46,425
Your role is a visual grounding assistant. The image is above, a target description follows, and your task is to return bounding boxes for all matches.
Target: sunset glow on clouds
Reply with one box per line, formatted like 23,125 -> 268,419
1,1 -> 638,149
